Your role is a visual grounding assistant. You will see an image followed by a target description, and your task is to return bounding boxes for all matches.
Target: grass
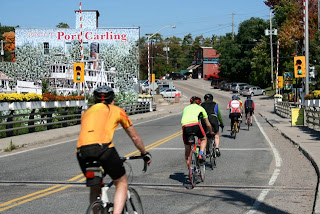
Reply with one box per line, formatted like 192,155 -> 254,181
4,140 -> 17,152
264,86 -> 276,97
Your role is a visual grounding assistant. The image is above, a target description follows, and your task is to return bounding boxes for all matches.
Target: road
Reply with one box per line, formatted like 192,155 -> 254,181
0,79 -> 317,214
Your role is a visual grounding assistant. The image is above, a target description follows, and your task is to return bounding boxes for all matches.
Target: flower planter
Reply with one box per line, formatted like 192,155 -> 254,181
0,102 -> 9,111
9,102 -> 27,110
26,101 -> 42,110
306,99 -> 320,107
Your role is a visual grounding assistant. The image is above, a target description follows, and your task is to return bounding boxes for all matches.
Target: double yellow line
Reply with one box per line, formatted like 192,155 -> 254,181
0,130 -> 182,212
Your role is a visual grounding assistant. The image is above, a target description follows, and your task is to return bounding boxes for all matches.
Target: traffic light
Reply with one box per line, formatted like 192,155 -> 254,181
278,76 -> 283,88
294,56 -> 306,78
73,62 -> 84,83
152,74 -> 155,83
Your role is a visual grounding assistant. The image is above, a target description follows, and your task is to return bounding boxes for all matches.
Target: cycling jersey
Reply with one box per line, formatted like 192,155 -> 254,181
227,99 -> 242,113
77,103 -> 133,148
181,104 -> 208,126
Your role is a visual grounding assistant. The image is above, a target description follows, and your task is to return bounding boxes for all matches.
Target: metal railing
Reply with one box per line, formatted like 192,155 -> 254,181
275,102 -> 293,118
0,101 -> 156,138
305,106 -> 320,131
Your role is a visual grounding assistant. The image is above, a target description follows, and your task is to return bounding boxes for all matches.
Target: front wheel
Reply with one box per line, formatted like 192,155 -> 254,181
86,200 -> 106,214
188,150 -> 197,188
123,187 -> 144,214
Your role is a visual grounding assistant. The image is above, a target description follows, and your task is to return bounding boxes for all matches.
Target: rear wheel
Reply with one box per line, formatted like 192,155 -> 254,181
232,123 -> 237,139
262,91 -> 266,95
86,200 -> 106,214
200,150 -> 206,182
207,137 -> 215,169
247,118 -> 250,131
188,149 -> 197,188
124,187 -> 144,214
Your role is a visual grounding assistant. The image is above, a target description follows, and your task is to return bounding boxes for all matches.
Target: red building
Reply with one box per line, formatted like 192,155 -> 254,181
189,47 -> 220,80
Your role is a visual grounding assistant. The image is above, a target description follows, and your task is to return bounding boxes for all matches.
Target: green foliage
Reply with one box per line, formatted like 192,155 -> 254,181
4,140 -> 16,152
56,22 -> 70,28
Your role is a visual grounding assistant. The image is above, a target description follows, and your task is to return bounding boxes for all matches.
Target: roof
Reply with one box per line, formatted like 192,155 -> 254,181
74,10 -> 100,17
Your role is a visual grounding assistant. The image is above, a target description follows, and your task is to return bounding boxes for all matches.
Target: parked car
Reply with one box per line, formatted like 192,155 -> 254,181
218,80 -> 230,90
239,85 -> 253,95
231,83 -> 247,93
223,82 -> 233,91
160,88 -> 182,98
242,86 -> 266,96
211,78 -> 226,89
168,72 -> 187,80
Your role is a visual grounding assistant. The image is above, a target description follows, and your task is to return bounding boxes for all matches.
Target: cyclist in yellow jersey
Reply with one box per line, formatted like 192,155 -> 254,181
76,85 -> 151,214
181,96 -> 214,167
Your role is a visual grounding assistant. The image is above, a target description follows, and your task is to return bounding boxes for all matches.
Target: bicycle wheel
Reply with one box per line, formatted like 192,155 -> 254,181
86,200 -> 107,214
188,149 -> 197,188
207,137 -> 215,169
232,123 -> 237,139
211,141 -> 217,169
123,187 -> 144,214
199,152 -> 206,182
247,118 -> 250,131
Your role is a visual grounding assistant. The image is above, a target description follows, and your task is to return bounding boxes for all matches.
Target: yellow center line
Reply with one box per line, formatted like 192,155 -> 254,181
0,130 -> 182,211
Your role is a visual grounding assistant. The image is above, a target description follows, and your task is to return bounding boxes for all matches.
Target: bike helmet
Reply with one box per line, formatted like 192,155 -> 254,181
247,95 -> 252,99
190,96 -> 201,105
232,95 -> 238,100
93,85 -> 115,104
204,93 -> 213,101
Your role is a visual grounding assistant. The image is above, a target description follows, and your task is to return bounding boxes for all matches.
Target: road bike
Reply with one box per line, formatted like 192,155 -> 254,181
85,155 -> 148,214
231,117 -> 240,139
246,117 -> 250,131
187,133 -> 205,188
206,133 -> 217,170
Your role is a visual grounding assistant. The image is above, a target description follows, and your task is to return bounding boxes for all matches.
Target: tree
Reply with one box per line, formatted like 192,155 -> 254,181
3,31 -> 15,61
56,22 -> 70,28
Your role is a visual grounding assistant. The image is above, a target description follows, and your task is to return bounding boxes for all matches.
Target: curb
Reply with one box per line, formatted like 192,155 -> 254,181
259,112 -> 320,214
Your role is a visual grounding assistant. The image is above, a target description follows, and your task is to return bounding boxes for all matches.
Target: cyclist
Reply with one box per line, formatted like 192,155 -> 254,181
181,96 -> 214,167
227,95 -> 242,135
200,93 -> 224,157
76,85 -> 151,214
244,95 -> 255,126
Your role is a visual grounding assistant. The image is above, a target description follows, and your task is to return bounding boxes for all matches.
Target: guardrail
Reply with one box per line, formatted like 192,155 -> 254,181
275,102 -> 293,118
305,106 -> 320,131
0,100 -> 156,138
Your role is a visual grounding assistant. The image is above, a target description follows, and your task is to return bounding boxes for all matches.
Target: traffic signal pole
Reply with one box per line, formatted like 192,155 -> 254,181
304,0 -> 309,95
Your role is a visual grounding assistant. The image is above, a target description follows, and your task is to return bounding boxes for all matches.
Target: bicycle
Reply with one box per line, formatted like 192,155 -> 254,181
187,133 -> 205,188
206,133 -> 216,170
231,117 -> 239,139
246,117 -> 250,131
85,155 -> 148,214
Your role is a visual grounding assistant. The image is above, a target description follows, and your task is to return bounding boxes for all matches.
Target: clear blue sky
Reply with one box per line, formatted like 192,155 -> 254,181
0,0 -> 270,39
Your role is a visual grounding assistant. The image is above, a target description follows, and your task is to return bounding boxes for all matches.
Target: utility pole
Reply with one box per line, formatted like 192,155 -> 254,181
232,13 -> 235,40
304,0 -> 309,95
165,42 -> 169,64
269,8 -> 274,89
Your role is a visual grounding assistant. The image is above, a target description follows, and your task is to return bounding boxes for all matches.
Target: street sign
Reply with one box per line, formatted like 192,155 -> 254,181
278,76 -> 283,88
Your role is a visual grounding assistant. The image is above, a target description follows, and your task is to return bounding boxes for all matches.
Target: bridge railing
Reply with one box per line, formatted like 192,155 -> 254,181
276,101 -> 320,132
0,100 -> 156,138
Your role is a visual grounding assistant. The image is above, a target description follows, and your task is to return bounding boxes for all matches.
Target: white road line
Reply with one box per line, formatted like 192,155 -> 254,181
151,148 -> 271,151
0,112 -> 182,159
246,115 -> 282,214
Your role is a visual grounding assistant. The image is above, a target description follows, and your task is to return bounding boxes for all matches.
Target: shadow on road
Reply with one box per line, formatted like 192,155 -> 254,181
169,172 -> 187,184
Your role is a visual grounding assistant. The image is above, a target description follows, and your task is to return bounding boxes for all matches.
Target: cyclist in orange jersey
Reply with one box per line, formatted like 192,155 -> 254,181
76,85 -> 151,214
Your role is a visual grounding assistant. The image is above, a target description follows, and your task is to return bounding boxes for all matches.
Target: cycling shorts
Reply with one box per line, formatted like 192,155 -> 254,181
77,144 -> 125,181
229,113 -> 241,120
245,108 -> 254,116
182,123 -> 206,145
201,116 -> 219,134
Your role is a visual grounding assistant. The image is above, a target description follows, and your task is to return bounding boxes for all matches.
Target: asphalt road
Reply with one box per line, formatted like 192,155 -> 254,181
0,79 -> 317,214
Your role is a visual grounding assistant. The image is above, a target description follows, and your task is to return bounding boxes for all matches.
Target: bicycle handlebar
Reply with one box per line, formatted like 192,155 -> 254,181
121,155 -> 149,173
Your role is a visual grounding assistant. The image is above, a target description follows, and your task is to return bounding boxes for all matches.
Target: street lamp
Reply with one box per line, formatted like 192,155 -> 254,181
147,25 -> 176,94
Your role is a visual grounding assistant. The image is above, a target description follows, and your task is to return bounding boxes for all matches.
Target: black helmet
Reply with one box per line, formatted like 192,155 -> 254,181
204,93 -> 213,101
232,95 -> 237,100
93,85 -> 115,104
247,95 -> 252,99
190,96 -> 201,105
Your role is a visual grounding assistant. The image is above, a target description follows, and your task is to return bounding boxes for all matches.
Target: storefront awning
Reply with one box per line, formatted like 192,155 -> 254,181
187,65 -> 195,69
193,65 -> 200,69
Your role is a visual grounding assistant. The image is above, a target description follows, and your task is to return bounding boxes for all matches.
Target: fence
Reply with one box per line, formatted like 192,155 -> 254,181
305,106 -> 320,131
276,101 -> 320,132
0,100 -> 156,138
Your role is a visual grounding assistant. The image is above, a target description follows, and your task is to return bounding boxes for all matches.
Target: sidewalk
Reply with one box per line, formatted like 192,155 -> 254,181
254,96 -> 320,214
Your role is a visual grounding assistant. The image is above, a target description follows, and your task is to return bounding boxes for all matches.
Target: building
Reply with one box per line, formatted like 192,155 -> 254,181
189,47 -> 220,80
0,10 -> 140,96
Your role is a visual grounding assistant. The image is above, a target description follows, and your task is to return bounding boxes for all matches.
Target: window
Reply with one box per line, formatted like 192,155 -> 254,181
43,42 -> 49,55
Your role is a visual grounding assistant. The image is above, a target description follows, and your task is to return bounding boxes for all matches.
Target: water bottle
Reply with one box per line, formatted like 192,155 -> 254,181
196,147 -> 199,156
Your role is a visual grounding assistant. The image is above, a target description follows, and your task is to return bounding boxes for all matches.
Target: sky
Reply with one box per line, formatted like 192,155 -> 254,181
0,0 -> 270,39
